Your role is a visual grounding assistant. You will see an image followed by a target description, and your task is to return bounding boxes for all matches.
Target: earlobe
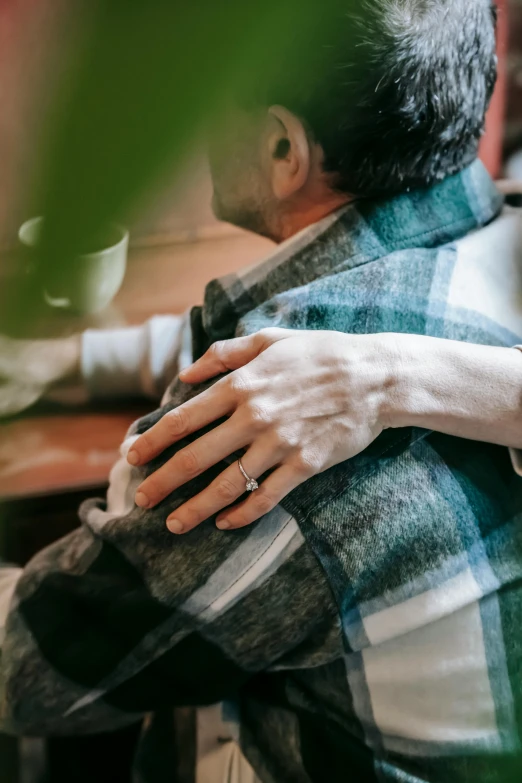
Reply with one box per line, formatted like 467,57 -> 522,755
268,105 -> 310,200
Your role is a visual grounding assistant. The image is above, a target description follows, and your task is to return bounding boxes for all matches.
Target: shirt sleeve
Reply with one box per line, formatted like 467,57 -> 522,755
0,378 -> 340,737
81,314 -> 188,401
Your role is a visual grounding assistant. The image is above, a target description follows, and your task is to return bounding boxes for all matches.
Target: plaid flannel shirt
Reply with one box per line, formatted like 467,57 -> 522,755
2,160 -> 522,783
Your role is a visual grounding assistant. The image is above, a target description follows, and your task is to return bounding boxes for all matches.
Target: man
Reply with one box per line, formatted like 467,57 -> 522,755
2,1 -> 522,781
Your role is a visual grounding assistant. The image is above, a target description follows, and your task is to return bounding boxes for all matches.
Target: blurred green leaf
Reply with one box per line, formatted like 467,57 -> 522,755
5,0 -> 315,331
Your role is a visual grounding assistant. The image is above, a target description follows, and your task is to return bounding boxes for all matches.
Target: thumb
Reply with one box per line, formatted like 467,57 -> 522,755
180,329 -> 285,383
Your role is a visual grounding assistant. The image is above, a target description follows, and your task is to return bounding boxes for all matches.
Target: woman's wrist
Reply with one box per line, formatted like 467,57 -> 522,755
378,334 -> 522,448
369,332 -> 413,431
334,331 -> 403,434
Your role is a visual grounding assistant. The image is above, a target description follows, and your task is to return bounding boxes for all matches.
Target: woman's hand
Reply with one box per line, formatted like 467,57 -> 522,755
128,328 -> 399,534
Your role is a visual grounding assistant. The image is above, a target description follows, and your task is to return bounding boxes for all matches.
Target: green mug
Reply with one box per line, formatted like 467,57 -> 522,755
18,217 -> 129,314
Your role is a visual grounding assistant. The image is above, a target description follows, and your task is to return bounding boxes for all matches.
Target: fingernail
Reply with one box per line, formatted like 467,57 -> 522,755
127,449 -> 139,466
135,491 -> 149,508
167,518 -> 184,534
216,519 -> 230,530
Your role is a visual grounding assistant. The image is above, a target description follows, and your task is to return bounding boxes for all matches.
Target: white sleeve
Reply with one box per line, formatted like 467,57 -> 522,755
81,314 -> 189,401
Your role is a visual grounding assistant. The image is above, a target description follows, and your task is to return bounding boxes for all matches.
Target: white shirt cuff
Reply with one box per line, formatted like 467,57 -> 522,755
82,315 -> 183,401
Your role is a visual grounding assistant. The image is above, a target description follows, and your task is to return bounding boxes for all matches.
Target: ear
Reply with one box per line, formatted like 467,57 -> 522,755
267,105 -> 311,200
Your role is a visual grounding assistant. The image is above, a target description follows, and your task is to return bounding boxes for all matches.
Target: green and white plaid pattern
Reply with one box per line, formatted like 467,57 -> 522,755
2,161 -> 522,783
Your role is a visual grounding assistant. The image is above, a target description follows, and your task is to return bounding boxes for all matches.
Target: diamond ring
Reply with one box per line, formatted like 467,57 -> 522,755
238,458 -> 259,492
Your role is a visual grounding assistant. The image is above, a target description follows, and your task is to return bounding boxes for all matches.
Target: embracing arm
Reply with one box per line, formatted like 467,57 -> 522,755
128,330 -> 522,534
383,335 -> 522,450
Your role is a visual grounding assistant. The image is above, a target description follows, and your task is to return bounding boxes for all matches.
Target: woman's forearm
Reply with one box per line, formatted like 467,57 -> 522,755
385,335 -> 522,449
128,328 -> 522,532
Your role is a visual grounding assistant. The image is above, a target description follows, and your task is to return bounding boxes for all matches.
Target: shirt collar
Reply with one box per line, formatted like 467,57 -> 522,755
202,160 -> 502,342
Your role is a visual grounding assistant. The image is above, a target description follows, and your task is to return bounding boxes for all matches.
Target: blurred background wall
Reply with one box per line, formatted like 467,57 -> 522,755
0,0 -> 233,254
0,0 -> 520,255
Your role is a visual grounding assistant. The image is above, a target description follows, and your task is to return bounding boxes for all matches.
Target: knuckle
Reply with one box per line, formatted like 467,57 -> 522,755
209,340 -> 227,361
258,327 -> 284,344
229,510 -> 249,528
135,430 -> 152,454
179,504 -> 203,527
163,408 -> 189,438
140,475 -> 162,500
245,401 -> 271,429
228,371 -> 250,398
292,452 -> 321,477
271,427 -> 293,450
177,447 -> 200,477
250,491 -> 275,516
215,477 -> 239,504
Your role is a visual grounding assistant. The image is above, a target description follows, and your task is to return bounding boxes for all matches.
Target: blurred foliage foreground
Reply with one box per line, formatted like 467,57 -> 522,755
2,0 -> 319,332
0,0 -> 318,553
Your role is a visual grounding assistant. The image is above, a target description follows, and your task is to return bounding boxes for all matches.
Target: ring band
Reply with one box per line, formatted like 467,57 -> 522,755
238,458 -> 259,492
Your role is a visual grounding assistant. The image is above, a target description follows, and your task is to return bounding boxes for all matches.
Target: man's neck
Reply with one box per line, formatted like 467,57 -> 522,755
274,193 -> 352,243
275,193 -> 353,242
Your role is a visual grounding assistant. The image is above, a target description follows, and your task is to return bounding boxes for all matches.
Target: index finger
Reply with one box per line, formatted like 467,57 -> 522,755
179,329 -> 286,384
127,380 -> 234,466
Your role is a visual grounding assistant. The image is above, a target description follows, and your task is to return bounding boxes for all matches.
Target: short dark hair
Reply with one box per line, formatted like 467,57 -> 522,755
240,0 -> 498,196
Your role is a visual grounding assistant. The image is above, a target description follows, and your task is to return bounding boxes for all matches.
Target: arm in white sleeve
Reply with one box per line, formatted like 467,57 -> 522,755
81,314 -> 189,401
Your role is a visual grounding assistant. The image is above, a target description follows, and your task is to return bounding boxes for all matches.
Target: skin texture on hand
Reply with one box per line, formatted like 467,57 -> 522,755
0,334 -> 81,417
129,328 -> 522,535
128,328 -> 396,533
